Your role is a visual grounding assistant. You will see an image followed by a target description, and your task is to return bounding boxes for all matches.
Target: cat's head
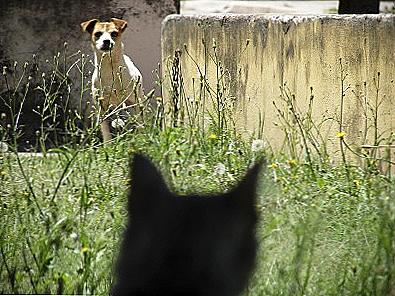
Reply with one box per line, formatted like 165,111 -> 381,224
113,154 -> 263,296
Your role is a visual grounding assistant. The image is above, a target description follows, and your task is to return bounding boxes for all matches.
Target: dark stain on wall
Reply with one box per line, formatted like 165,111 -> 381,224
286,41 -> 295,60
145,0 -> 180,17
0,62 -> 86,151
254,18 -> 269,51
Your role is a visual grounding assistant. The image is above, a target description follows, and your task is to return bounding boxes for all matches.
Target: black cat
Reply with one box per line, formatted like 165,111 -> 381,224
112,154 -> 262,296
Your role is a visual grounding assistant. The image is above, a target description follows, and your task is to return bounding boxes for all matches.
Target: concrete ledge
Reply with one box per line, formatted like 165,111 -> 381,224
181,1 -> 338,14
162,14 -> 395,162
180,1 -> 395,15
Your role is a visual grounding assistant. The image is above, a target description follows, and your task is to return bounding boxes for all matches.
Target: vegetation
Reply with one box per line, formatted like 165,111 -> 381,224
0,42 -> 394,295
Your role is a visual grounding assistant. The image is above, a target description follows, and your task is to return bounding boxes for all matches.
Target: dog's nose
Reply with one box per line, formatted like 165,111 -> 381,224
101,39 -> 113,51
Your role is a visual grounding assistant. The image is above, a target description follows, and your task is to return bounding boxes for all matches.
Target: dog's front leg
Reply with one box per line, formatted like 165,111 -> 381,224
101,119 -> 112,141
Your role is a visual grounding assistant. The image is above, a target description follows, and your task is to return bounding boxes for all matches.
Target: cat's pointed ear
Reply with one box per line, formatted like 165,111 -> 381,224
230,159 -> 264,205
128,154 -> 169,213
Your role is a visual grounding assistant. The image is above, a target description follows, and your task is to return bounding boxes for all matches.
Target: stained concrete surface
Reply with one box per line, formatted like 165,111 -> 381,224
162,14 -> 395,165
0,0 -> 179,150
0,0 -> 179,95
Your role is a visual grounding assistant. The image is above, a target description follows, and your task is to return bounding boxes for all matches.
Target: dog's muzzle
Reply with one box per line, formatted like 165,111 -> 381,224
101,39 -> 113,51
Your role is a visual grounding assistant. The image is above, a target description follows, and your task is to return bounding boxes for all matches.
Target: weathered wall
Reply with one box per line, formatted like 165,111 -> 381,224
0,0 -> 178,91
0,0 -> 178,150
162,14 -> 395,164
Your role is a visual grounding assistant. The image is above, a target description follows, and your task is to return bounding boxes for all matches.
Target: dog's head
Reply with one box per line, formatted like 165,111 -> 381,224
81,18 -> 127,52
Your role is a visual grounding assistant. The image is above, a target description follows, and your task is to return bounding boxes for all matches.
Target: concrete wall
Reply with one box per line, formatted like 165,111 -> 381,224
162,14 -> 395,163
0,0 -> 179,95
0,0 -> 178,150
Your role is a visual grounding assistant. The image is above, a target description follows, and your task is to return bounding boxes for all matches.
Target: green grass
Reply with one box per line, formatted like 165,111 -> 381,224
1,46 -> 394,295
1,130 -> 394,295
0,127 -> 254,294
250,161 -> 394,296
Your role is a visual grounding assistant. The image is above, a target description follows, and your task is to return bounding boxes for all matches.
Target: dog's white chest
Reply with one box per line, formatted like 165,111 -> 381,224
92,53 -> 142,110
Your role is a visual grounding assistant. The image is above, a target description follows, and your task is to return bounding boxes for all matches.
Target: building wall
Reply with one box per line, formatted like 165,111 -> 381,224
0,0 -> 179,150
162,14 -> 395,164
0,0 -> 179,93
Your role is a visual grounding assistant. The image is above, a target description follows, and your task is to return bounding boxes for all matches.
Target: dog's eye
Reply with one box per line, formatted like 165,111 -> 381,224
94,32 -> 102,38
111,32 -> 118,38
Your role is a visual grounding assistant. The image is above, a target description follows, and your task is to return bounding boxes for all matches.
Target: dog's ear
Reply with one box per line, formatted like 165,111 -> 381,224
111,18 -> 128,32
81,19 -> 99,34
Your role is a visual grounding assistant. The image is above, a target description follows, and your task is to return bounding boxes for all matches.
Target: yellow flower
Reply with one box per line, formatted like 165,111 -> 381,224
208,133 -> 218,140
81,246 -> 89,254
269,163 -> 278,169
336,131 -> 346,139
288,159 -> 297,166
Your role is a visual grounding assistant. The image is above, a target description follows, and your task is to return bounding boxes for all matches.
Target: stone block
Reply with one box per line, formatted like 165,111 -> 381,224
162,14 -> 395,166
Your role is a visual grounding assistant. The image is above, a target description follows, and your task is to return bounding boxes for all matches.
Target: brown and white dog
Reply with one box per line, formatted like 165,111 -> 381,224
81,18 -> 142,141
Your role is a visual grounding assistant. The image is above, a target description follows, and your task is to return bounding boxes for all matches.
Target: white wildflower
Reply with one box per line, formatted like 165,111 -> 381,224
195,164 -> 205,169
70,232 -> 78,240
0,141 -> 8,153
213,162 -> 226,175
251,139 -> 265,152
111,118 -> 125,129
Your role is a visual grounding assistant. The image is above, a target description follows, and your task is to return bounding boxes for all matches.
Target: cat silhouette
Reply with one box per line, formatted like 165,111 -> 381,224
112,154 -> 262,296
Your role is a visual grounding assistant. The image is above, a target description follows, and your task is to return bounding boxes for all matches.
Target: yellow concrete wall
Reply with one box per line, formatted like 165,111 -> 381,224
161,14 -> 395,163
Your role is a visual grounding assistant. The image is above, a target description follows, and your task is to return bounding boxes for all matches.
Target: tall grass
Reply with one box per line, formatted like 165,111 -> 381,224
0,41 -> 394,295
